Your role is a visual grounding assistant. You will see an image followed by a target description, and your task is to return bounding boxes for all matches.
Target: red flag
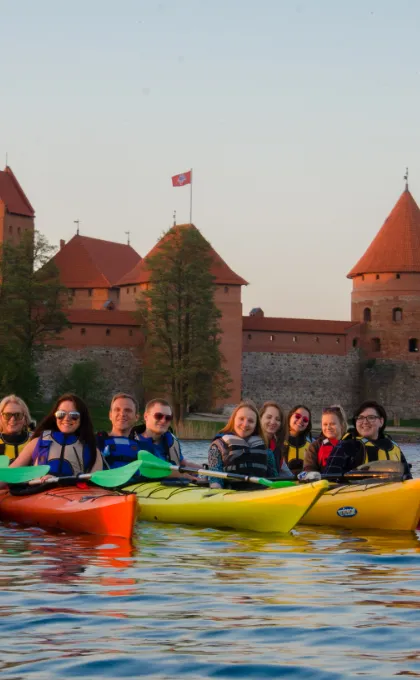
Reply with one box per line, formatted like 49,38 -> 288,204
172,170 -> 192,187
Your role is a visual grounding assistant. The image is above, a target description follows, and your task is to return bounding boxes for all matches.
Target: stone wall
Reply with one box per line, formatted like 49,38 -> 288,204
35,346 -> 143,403
361,359 -> 420,420
242,350 -> 361,420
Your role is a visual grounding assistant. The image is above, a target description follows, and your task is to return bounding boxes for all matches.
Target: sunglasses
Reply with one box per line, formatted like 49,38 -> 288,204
153,412 -> 173,423
293,413 -> 309,424
55,410 -> 81,421
1,412 -> 24,422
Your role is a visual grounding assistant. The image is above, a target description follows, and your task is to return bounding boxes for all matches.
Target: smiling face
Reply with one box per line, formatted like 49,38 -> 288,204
260,406 -> 282,438
355,407 -> 383,440
322,413 -> 342,440
0,401 -> 26,436
109,397 -> 138,436
144,403 -> 173,438
233,407 -> 257,439
289,408 -> 310,436
55,399 -> 80,435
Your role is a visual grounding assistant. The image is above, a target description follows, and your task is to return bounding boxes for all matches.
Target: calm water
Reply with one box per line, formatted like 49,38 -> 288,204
0,443 -> 420,679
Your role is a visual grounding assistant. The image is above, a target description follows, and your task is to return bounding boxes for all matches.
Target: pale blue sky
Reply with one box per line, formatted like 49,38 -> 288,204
1,0 -> 419,319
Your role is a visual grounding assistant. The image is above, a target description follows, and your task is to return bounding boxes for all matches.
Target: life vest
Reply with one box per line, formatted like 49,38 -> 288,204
33,430 -> 94,476
96,432 -> 145,481
359,436 -> 402,463
0,432 -> 30,461
317,438 -> 339,469
212,432 -> 268,488
285,434 -> 312,472
133,430 -> 182,466
269,437 -> 285,471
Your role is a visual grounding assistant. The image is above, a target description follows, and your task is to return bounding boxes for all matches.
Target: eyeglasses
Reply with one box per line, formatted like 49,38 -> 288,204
55,410 -> 81,421
1,412 -> 24,422
355,415 -> 380,423
293,413 -> 309,424
153,412 -> 173,423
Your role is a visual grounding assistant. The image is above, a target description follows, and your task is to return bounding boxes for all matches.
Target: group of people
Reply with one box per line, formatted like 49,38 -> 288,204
0,392 -> 412,492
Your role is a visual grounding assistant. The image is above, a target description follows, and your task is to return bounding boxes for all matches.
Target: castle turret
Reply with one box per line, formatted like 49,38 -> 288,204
348,184 -> 420,357
0,166 -> 35,246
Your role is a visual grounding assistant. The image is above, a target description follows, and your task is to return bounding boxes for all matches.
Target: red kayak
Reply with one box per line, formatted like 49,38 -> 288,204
0,484 -> 137,539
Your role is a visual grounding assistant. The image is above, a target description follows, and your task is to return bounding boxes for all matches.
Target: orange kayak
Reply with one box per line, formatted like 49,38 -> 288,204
0,485 -> 137,539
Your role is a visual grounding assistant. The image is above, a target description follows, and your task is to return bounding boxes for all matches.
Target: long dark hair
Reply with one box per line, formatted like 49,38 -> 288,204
353,400 -> 387,438
287,404 -> 312,438
260,401 -> 288,445
33,393 -> 97,457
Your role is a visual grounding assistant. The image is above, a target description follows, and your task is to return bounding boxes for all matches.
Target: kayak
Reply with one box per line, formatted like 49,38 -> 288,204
126,479 -> 329,533
0,484 -> 137,539
300,478 -> 420,531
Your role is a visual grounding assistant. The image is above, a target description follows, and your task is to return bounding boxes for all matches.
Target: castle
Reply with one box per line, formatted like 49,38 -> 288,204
1,166 -> 419,419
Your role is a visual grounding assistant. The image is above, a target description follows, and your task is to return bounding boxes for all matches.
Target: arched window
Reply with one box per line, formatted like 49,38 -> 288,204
292,336 -> 297,342
314,336 -> 319,343
126,287 -> 130,294
375,274 -> 380,280
409,338 -> 419,353
269,335 -> 274,341
396,273 -> 401,279
247,334 -> 252,340
336,337 -> 340,344
129,329 -> 133,336
392,308 -> 403,322
106,328 -> 111,336
88,289 -> 92,297
352,338 -> 358,348
371,337 -> 381,352
363,307 -> 371,322
80,328 -> 86,335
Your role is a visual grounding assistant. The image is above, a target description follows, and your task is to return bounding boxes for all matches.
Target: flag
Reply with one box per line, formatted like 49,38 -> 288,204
172,170 -> 192,187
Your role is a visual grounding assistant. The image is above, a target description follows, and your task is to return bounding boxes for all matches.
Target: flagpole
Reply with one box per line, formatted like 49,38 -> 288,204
189,168 -> 193,224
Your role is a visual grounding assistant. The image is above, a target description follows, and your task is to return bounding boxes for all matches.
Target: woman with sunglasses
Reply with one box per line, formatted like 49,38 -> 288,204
284,405 -> 313,473
208,400 -> 277,489
322,400 -> 412,478
0,395 -> 33,461
9,393 -> 103,477
259,401 -> 293,478
303,405 -> 347,475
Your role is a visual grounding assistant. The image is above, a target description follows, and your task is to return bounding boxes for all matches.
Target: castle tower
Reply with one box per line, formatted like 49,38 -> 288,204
347,183 -> 420,358
0,166 -> 35,246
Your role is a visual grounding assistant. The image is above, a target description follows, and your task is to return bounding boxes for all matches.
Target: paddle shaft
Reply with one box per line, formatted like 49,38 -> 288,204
157,462 -> 290,487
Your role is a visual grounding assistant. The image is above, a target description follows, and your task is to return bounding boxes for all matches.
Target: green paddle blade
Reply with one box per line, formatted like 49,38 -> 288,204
258,479 -> 296,489
0,456 -> 10,468
137,451 -> 172,479
0,465 -> 51,484
90,461 -> 142,488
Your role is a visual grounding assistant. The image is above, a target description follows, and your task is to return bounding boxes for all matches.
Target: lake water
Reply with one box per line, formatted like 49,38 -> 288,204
0,442 -> 420,679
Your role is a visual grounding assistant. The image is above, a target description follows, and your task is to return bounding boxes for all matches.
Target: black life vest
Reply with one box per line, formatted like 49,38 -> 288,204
212,432 -> 268,489
0,432 -> 30,461
285,433 -> 312,472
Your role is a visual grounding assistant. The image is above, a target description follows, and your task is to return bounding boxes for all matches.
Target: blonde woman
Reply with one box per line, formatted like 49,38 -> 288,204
0,394 -> 33,461
304,405 -> 347,474
207,400 -> 278,489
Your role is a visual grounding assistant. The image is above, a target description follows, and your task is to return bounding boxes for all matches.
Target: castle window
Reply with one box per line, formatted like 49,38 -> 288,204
8,225 -> 12,233
293,336 -> 297,342
371,337 -> 381,352
392,307 -> 403,322
314,336 -> 319,343
352,338 -> 358,348
224,286 -> 229,294
247,334 -> 252,340
106,328 -> 111,336
133,287 -> 137,293
336,337 -> 340,344
409,338 -> 419,353
70,289 -> 75,297
88,289 -> 92,297
129,329 -> 133,337
80,328 -> 86,335
17,227 -> 21,235
375,274 -> 380,280
362,275 -> 365,281
363,307 -> 371,322
269,335 -> 274,341
396,273 -> 401,279
126,287 -> 130,294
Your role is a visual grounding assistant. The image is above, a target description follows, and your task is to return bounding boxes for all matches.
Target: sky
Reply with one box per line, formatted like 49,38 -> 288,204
1,0 -> 420,320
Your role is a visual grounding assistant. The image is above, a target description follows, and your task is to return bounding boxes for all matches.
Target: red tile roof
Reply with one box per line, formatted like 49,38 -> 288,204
243,316 -> 358,335
53,235 -> 141,288
0,166 -> 35,217
67,309 -> 138,326
117,224 -> 248,286
348,188 -> 420,278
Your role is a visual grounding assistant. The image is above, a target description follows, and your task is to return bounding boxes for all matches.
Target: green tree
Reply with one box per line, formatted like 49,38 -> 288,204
137,225 -> 232,422
55,360 -> 109,406
0,231 -> 69,404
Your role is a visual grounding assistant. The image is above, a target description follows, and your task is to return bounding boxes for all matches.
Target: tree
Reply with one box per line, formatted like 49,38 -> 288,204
54,360 -> 109,406
137,225 -> 232,422
0,231 -> 69,404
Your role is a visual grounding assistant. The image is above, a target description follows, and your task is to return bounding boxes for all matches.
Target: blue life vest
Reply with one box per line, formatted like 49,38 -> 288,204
33,430 -> 95,477
134,431 -> 182,465
96,433 -> 144,482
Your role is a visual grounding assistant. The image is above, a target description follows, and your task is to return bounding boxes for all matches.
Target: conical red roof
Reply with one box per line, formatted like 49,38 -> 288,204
0,166 -> 35,217
117,224 -> 247,286
348,188 -> 420,278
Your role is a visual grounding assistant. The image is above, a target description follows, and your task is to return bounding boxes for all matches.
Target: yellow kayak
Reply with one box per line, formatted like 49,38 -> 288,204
125,479 -> 329,533
301,478 -> 420,531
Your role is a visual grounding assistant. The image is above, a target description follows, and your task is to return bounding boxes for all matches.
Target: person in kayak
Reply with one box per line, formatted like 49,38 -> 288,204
323,400 -> 412,479
0,394 -> 33,461
259,401 -> 294,478
284,405 -> 313,473
96,393 -> 143,481
207,400 -> 277,489
132,398 -> 199,479
7,393 -> 103,478
303,405 -> 348,475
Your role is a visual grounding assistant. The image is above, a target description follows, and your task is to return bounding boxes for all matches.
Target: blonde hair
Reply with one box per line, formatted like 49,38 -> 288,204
0,394 -> 31,433
322,404 -> 348,438
221,400 -> 267,446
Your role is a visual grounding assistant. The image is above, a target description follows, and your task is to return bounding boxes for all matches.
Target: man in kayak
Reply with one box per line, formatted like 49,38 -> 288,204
96,393 -> 143,479
132,399 -> 200,480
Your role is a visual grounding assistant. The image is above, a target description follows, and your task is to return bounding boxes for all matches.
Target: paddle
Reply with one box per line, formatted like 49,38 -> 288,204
136,452 -> 296,489
0,461 -> 141,488
0,456 -> 10,468
323,460 -> 406,483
